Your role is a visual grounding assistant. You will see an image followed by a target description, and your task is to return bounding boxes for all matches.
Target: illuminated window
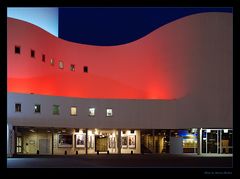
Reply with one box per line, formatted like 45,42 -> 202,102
59,61 -> 64,69
89,108 -> 95,116
15,46 -> 20,54
70,64 -> 75,71
34,104 -> 41,113
70,106 -> 77,116
50,58 -> 54,66
42,54 -> 45,62
31,49 -> 35,58
83,66 -> 88,73
106,108 -> 113,117
15,103 -> 21,112
53,105 -> 60,115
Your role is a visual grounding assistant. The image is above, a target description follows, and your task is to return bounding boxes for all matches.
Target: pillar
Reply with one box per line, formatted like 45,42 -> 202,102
14,126 -> 17,155
197,128 -> 202,155
85,128 -> 88,154
52,128 -> 54,155
117,129 -> 121,154
152,129 -> 155,153
7,124 -> 14,157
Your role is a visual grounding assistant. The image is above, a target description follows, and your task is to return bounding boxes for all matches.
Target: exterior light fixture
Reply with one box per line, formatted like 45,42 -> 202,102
29,129 -> 35,132
223,129 -> 228,133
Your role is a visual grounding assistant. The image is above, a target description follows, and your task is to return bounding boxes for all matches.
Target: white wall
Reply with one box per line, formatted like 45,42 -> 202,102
7,90 -> 232,129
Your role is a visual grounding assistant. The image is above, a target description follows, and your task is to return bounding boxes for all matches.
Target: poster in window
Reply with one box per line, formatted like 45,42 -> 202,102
58,134 -> 73,148
109,136 -> 115,148
121,136 -> 128,148
76,134 -> 85,148
128,135 -> 136,148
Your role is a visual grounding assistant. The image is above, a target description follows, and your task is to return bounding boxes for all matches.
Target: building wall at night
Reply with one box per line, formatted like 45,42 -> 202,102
7,12 -> 233,156
7,92 -> 232,129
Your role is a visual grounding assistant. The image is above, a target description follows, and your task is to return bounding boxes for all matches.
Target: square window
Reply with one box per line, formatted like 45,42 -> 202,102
42,54 -> 45,62
70,64 -> 75,71
131,130 -> 135,134
89,108 -> 95,117
83,66 -> 88,73
53,105 -> 60,115
15,103 -> 21,112
59,61 -> 64,69
50,58 -> 54,66
34,104 -> 41,113
31,50 -> 35,58
106,108 -> 113,117
15,46 -> 20,54
71,106 -> 77,116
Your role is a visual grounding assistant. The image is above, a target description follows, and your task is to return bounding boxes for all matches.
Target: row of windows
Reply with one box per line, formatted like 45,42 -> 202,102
14,46 -> 88,73
15,103 -> 113,117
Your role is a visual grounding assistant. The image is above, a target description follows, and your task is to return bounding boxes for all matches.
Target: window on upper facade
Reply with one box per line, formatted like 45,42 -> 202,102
70,106 -> 77,116
106,108 -> 113,117
53,105 -> 60,115
34,104 -> 41,113
15,46 -> 20,54
83,66 -> 88,73
70,64 -> 75,71
89,108 -> 95,117
15,103 -> 21,112
50,58 -> 54,66
59,61 -> 64,69
42,54 -> 46,62
31,50 -> 35,58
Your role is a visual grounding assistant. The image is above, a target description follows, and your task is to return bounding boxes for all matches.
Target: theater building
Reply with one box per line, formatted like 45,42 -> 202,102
7,11 -> 233,156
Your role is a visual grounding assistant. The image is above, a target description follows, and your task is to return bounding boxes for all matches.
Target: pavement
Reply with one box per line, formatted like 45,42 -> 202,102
7,154 -> 233,168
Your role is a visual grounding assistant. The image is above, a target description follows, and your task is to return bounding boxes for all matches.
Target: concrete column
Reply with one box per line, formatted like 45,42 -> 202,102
169,136 -> 183,154
14,126 -> 17,155
85,128 -> 88,154
52,128 -> 54,155
7,124 -> 14,157
117,129 -> 121,154
197,128 -> 202,155
152,129 -> 155,153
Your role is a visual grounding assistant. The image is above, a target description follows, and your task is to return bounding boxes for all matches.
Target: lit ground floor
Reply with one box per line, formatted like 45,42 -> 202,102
7,126 -> 233,157
7,154 -> 233,168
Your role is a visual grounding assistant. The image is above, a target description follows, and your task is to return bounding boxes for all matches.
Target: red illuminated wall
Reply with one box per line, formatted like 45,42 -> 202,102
7,12 -> 233,129
7,15 -> 205,100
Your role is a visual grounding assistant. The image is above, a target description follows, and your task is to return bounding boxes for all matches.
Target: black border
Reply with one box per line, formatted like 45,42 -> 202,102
1,0 -> 239,177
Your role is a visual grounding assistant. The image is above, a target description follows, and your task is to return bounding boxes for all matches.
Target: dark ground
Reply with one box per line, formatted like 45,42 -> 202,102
7,154 -> 233,168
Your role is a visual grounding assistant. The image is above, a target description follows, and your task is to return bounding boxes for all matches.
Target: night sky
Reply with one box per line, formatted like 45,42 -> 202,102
59,7 -> 232,46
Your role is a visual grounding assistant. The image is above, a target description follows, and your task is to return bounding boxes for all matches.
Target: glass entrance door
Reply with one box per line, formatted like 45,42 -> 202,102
206,130 -> 218,153
201,129 -> 233,154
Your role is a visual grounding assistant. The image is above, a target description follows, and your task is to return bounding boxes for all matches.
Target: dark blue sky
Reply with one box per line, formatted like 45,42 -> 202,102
59,7 -> 232,46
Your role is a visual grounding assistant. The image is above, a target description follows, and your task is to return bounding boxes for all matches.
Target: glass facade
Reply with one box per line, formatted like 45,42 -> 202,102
201,129 -> 232,154
11,127 -> 232,156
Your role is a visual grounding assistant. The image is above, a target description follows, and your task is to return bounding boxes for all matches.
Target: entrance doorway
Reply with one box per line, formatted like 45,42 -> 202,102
201,129 -> 232,154
39,139 -> 50,154
95,135 -> 108,152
